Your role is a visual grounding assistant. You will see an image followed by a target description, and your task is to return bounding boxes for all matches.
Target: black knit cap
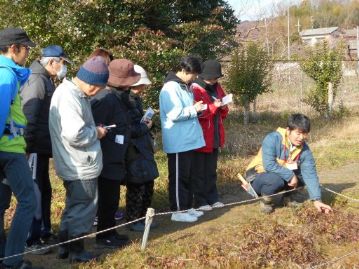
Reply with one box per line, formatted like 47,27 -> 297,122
199,59 -> 223,80
0,27 -> 36,47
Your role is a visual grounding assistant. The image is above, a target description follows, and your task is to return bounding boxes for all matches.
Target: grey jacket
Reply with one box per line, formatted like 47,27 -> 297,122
21,60 -> 55,154
49,78 -> 103,181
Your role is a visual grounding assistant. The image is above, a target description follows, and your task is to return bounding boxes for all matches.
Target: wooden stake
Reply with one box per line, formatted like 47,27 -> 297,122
141,208 -> 155,251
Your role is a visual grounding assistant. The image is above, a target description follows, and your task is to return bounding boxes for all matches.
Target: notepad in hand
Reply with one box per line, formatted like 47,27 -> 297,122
221,94 -> 233,106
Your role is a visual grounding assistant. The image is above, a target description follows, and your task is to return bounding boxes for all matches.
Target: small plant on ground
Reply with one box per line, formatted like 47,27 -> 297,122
295,205 -> 359,243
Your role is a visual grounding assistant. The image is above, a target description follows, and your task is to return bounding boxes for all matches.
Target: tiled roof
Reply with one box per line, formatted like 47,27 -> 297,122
300,27 -> 338,37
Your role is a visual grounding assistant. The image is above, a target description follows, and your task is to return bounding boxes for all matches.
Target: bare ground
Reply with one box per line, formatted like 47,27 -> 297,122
25,162 -> 359,269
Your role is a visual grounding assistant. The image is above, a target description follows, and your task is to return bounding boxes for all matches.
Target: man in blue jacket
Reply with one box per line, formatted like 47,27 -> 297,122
159,56 -> 205,223
0,28 -> 41,269
246,113 -> 332,214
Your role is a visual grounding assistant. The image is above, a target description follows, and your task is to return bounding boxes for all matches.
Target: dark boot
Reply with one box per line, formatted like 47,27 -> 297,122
283,194 -> 302,208
68,238 -> 96,263
0,233 -> 5,263
57,230 -> 69,259
259,196 -> 274,214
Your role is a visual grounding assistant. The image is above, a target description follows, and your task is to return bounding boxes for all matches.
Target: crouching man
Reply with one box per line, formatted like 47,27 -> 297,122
245,113 -> 332,214
49,56 -> 108,263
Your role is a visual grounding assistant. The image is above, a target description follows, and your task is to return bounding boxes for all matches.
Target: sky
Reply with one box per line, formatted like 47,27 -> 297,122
227,0 -> 301,21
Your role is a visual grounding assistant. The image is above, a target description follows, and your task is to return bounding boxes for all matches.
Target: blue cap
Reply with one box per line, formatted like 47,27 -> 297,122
41,45 -> 72,64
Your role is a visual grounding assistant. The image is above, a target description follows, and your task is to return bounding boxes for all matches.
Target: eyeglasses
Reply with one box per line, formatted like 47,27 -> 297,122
21,45 -> 31,51
15,44 -> 31,52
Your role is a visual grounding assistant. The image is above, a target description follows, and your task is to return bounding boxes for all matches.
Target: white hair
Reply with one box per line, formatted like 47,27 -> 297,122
40,57 -> 61,67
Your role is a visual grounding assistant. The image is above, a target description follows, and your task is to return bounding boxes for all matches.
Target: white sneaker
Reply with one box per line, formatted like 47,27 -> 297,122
198,205 -> 212,211
187,208 -> 204,217
25,243 -> 51,255
171,212 -> 198,222
93,216 -> 98,226
211,202 -> 225,208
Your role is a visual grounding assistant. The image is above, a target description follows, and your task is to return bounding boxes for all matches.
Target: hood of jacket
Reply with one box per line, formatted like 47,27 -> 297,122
194,77 -> 217,94
29,60 -> 51,78
164,71 -> 185,84
0,55 -> 31,86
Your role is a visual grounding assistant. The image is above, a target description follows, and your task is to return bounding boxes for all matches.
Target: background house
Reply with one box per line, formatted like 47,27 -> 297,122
299,27 -> 340,47
342,28 -> 358,59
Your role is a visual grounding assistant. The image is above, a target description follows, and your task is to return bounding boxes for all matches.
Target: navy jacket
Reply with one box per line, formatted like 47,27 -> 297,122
91,88 -> 131,181
125,92 -> 159,184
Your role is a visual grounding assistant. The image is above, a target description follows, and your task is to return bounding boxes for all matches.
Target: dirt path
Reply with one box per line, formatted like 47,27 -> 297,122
27,163 -> 359,269
319,162 -> 359,185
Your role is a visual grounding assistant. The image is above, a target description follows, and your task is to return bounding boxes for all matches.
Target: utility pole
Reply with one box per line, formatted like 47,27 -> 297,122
287,4 -> 290,60
264,18 -> 270,55
310,16 -> 314,29
295,19 -> 301,33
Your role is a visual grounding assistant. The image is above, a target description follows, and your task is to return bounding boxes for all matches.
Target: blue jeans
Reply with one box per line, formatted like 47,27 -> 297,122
0,152 -> 36,267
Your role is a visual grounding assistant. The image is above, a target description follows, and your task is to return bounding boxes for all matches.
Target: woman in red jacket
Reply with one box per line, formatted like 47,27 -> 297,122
191,59 -> 229,211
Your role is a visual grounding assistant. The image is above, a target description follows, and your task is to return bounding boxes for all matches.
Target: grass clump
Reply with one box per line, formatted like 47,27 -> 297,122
295,205 -> 359,244
236,220 -> 324,268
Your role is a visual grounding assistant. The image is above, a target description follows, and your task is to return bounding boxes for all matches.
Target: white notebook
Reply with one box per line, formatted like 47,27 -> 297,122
221,94 -> 233,106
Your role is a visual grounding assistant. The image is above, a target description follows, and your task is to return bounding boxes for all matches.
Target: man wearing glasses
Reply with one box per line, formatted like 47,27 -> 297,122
0,28 -> 42,269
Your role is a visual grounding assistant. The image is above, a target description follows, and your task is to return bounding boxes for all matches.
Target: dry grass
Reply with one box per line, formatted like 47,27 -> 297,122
3,76 -> 359,268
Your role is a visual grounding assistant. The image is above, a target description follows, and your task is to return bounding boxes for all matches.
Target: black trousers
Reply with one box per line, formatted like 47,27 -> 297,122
126,181 -> 154,221
36,154 -> 52,233
97,177 -> 121,239
167,151 -> 195,211
27,154 -> 52,244
192,149 -> 219,207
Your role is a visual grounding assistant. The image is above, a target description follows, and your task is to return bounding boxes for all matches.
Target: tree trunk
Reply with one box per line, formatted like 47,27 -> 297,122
252,99 -> 259,123
243,101 -> 250,125
327,82 -> 334,118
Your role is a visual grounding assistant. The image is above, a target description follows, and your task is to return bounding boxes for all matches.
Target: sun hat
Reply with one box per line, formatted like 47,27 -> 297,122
107,59 -> 141,88
131,65 -> 151,86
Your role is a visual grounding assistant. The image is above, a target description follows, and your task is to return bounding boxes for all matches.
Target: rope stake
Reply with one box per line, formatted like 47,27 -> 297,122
141,208 -> 155,251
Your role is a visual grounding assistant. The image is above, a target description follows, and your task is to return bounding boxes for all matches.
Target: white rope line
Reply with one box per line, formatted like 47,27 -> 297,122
155,187 -> 301,216
0,187 -> 299,261
309,248 -> 359,269
321,186 -> 359,202
0,217 -> 145,261
0,186 -> 357,263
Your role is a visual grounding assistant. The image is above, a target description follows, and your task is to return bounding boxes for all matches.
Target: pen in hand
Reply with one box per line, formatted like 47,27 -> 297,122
103,124 -> 116,130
